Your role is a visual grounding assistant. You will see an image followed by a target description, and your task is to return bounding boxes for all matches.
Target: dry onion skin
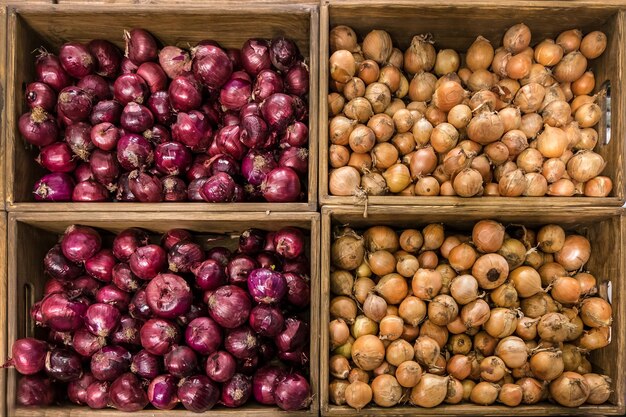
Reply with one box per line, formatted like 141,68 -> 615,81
329,220 -> 613,409
328,25 -> 610,198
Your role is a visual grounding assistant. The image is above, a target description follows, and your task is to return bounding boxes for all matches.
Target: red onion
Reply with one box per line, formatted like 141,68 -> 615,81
224,48 -> 242,70
49,327 -> 74,344
284,62 -> 309,96
168,75 -> 202,112
178,374 -> 220,412
185,316 -> 222,355
74,163 -> 94,182
275,317 -> 309,352
261,93 -> 295,132
88,39 -> 122,78
225,326 -> 258,359
18,108 -> 58,146
17,375 -> 55,406
207,247 -> 232,267
162,228 -> 192,250
58,86 -> 93,122
35,51 -> 71,92
248,268 -> 287,304
159,46 -> 191,79
137,62 -> 167,93
208,137 -> 223,157
59,42 -> 95,78
284,272 -> 310,307
121,57 -> 139,74
274,227 -> 305,260
84,249 -> 116,282
125,28 -> 158,65
168,241 -> 203,273
162,176 -> 188,201
77,74 -> 112,101
8,338 -> 47,375
130,244 -> 167,279
128,170 -> 163,202
148,374 -> 179,410
155,142 -> 192,175
270,37 -> 299,72
275,373 -> 311,411
30,301 -> 44,326
114,73 -> 149,105
129,288 -> 152,319
240,115 -> 269,149
200,172 -> 236,202
84,302 -> 121,338
147,91 -> 175,125
220,76 -> 252,111
145,273 -> 192,318
240,102 -> 260,118
62,225 -> 102,263
110,315 -> 142,347
144,123 -> 171,144
113,228 -> 149,261
279,147 -> 308,176
43,244 -> 83,281
291,94 -> 308,122
90,100 -> 123,125
261,167 -> 301,202
164,345 -> 197,378
237,354 -> 260,375
140,318 -> 180,355
130,349 -> 161,379
68,373 -> 96,405
65,121 -> 94,161
91,345 -> 131,381
193,44 -> 233,90
33,173 -> 74,201
112,263 -> 140,292
253,69 -> 284,102
91,122 -> 120,151
227,254 -> 258,286
86,380 -> 110,409
120,102 -> 154,133
116,173 -> 137,201
205,350 -> 237,382
73,328 -> 106,357
177,302 -> 205,327
43,277 -> 68,296
116,133 -> 153,170
87,154 -> 118,194
215,124 -> 246,160
110,372 -> 149,412
25,82 -> 56,111
96,284 -> 131,311
171,110 -> 212,152
280,121 -> 309,148
237,228 -> 265,255
250,305 -> 285,337
221,373 -> 252,407
81,179 -> 108,200
71,276 -> 101,297
44,347 -> 83,382
241,39 -> 271,76
241,150 -> 276,185
256,251 -> 282,271
232,184 -> 245,202
254,366 -> 287,405
207,285 -> 251,328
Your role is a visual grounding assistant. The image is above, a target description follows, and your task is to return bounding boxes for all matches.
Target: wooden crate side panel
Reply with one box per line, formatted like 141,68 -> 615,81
319,2 -> 625,207
0,6 -> 6,211
0,212 -> 7,417
320,206 -> 625,416
7,211 -> 320,417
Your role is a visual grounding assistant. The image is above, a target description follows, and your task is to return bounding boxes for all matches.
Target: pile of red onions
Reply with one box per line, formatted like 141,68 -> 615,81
7,224 -> 312,411
20,28 -> 310,203
329,221 -> 613,409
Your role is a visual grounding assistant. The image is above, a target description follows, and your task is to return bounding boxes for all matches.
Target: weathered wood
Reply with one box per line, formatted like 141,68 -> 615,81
6,210 -> 320,417
319,2 -> 625,207
0,6 -> 6,212
0,212 -> 7,417
4,3 -> 319,211
320,205 -> 625,416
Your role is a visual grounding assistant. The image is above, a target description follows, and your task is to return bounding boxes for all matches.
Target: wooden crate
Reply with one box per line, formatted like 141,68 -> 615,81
319,1 -> 626,209
4,3 -> 319,212
6,210 -> 320,417
320,205 -> 625,416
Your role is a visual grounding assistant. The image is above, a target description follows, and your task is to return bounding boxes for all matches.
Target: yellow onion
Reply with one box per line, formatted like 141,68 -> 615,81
329,379 -> 350,406
549,372 -> 589,407
580,31 -> 608,59
363,293 -> 387,323
344,97 -> 374,122
490,281 -> 519,308
572,71 -> 595,96
554,51 -> 587,83
409,147 -> 438,179
362,29 -> 392,64
535,39 -> 564,66
520,292 -> 560,318
580,297 -> 612,328
557,29 -> 583,53
538,312 -> 572,343
330,354 -> 351,379
461,299 -> 491,328
330,50 -> 356,83
473,253 -> 509,289
399,229 -> 423,253
410,373 -> 449,407
514,83 -> 546,113
383,164 -> 411,193
537,125 -> 569,158
435,49 -> 461,75
520,113 -> 544,138
331,232 -> 365,270
467,111 -> 504,144
509,266 -> 543,298
330,318 -> 351,349
584,373 -> 612,404
330,25 -> 359,53
498,383 -> 523,406
584,176 -> 613,197
352,334 -> 385,371
414,177 -> 440,196
551,276 -> 582,305
470,381 -> 500,405
345,380 -> 372,410
453,168 -> 484,197
404,34 -> 436,74
330,296 -> 358,324
555,234 -> 591,271
432,81 -> 467,112
577,326 -> 610,351
484,307 -> 518,338
371,374 -> 402,407
467,36 -> 495,71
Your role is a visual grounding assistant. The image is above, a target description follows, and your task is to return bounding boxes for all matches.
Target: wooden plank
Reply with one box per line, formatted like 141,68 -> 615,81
0,212 -> 7,417
320,205 -> 625,416
4,3 -> 318,211
0,6 -> 6,212
6,210 -> 320,417
319,2 -> 625,207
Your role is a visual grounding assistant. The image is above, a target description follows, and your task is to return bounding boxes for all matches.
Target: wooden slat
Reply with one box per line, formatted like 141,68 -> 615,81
6,210 -> 320,417
0,6 -> 6,212
319,2 -> 625,208
0,212 -> 7,417
4,3 -> 319,211
320,205 -> 626,416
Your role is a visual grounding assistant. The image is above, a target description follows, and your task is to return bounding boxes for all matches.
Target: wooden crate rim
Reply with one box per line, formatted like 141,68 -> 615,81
323,0 -> 625,9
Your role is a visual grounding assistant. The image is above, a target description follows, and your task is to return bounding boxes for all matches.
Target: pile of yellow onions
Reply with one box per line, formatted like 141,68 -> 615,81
327,24 -> 612,198
328,221 -> 613,409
